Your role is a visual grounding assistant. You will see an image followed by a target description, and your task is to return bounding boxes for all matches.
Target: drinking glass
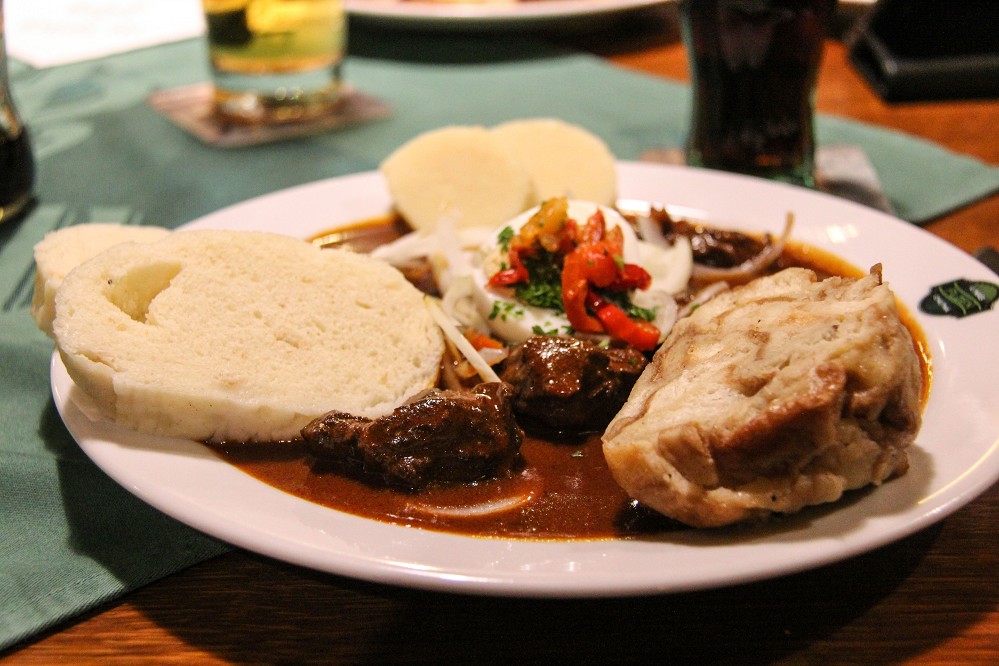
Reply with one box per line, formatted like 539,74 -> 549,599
680,0 -> 836,187
201,0 -> 347,125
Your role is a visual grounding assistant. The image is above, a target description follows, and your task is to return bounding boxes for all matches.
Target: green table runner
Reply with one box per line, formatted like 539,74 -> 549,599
2,28 -> 998,652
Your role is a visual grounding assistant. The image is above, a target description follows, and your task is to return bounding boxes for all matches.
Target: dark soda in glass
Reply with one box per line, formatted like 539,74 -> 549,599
0,127 -> 34,222
1,4 -> 34,224
681,0 -> 836,187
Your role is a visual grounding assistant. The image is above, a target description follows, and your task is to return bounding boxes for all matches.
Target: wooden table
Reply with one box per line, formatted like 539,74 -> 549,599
5,9 -> 997,665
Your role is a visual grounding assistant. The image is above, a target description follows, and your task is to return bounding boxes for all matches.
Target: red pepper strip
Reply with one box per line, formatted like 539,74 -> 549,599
556,217 -> 579,255
603,225 -> 624,256
609,263 -> 652,291
586,292 -> 660,351
579,209 -> 606,245
464,329 -> 505,350
487,249 -> 529,287
561,250 -> 604,333
578,243 -> 620,288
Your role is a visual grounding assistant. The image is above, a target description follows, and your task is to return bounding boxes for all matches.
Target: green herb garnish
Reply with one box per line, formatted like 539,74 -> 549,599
489,300 -> 523,321
497,226 -> 514,253
515,251 -> 564,312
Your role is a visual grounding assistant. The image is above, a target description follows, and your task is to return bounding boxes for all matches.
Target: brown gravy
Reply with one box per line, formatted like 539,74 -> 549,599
208,220 -> 931,541
211,433 -> 680,539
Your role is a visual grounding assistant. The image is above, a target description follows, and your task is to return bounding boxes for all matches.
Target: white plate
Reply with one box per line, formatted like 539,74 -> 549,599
343,0 -> 872,30
344,0 -> 669,30
52,162 -> 999,598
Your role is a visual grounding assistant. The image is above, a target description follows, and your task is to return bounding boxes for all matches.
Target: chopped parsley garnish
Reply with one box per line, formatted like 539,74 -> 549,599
497,226 -> 514,253
529,324 -> 573,337
489,300 -> 523,321
628,304 -> 658,322
516,280 -> 563,312
515,251 -> 564,312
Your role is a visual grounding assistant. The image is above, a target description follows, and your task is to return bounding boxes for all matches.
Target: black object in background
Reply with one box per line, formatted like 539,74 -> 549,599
1,4 -> 35,224
847,0 -> 999,102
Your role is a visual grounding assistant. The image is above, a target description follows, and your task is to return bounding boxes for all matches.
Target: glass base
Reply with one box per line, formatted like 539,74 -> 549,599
686,150 -> 817,189
211,65 -> 344,125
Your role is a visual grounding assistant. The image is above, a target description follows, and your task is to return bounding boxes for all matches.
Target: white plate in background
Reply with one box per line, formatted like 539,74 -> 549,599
345,0 -> 670,30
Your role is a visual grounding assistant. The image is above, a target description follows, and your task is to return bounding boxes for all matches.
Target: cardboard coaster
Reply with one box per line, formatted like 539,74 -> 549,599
640,144 -> 894,214
147,83 -> 391,148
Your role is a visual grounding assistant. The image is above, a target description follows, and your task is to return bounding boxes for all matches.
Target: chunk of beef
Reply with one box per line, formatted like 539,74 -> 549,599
651,207 -> 768,268
302,382 -> 522,489
499,336 -> 648,436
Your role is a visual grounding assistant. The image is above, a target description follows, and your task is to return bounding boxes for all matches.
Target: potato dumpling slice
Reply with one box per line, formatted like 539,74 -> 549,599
380,126 -> 535,232
491,118 -> 617,206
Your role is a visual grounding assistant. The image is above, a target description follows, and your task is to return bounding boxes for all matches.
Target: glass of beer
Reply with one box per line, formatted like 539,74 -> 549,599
201,0 -> 346,125
680,0 -> 836,187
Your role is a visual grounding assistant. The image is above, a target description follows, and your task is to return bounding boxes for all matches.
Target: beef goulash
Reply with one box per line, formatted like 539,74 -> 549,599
602,266 -> 924,528
499,336 -> 648,436
303,382 -> 522,489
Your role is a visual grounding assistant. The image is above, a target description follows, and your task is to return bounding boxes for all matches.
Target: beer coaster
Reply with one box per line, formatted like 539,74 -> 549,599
640,145 -> 894,214
147,83 -> 391,148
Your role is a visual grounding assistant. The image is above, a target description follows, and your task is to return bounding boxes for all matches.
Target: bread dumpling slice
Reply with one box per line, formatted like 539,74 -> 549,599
53,229 -> 444,443
491,118 -> 617,206
602,267 -> 923,528
32,223 -> 171,337
380,126 -> 535,232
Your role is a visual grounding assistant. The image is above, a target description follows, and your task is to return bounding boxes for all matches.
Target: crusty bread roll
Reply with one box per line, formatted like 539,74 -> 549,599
491,118 -> 617,206
53,229 -> 444,443
603,267 -> 923,528
32,223 -> 171,337
380,126 -> 535,232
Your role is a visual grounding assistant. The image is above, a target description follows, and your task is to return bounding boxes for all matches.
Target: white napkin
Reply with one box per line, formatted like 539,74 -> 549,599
4,0 -> 206,68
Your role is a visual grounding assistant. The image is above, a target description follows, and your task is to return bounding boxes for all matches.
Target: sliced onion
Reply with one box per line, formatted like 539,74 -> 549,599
439,348 -> 464,392
369,230 -> 435,265
428,215 -> 464,294
441,275 -> 488,332
691,212 -> 794,283
425,297 -> 502,384
370,220 -> 486,296
410,492 -> 534,518
636,213 -> 671,248
439,329 -> 483,383
632,288 -> 679,343
678,281 -> 730,319
654,296 -> 679,342
477,346 -> 509,366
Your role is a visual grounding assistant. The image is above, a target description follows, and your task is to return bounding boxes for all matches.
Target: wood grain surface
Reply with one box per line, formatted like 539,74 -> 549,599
4,6 -> 997,664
